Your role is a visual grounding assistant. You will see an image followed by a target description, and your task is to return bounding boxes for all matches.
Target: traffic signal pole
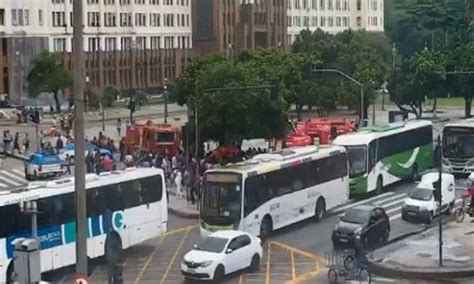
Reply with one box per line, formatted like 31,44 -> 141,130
73,0 -> 88,277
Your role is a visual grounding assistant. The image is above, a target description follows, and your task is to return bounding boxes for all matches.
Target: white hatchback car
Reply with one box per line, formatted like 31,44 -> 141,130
181,230 -> 262,281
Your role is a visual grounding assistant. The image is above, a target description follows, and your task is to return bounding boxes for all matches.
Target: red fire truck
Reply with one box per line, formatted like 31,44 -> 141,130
124,120 -> 181,156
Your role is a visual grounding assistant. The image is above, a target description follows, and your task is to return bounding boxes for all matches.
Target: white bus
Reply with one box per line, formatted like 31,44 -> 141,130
199,145 -> 349,237
0,167 -> 167,283
442,118 -> 474,174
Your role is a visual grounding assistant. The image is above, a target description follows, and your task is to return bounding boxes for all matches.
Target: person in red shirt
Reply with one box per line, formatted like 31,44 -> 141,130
102,154 -> 114,172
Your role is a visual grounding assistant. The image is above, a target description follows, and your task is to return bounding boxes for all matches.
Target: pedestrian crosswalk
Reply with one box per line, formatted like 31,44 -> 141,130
0,168 -> 27,189
335,191 -> 409,222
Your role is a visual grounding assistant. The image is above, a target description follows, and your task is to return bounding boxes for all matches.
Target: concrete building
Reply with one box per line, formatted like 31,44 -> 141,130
0,0 -> 194,104
193,0 -> 288,57
287,0 -> 385,44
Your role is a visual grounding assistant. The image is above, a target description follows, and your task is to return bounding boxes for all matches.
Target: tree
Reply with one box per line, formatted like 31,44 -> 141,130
467,0 -> 474,18
450,43 -> 474,117
27,51 -> 73,113
102,86 -> 121,107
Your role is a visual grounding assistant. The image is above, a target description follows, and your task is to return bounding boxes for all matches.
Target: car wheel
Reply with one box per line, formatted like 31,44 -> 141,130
327,268 -> 338,284
250,254 -> 260,272
24,167 -> 31,181
260,216 -> 273,239
33,170 -> 38,180
213,264 -> 225,282
314,197 -> 326,222
375,176 -> 383,195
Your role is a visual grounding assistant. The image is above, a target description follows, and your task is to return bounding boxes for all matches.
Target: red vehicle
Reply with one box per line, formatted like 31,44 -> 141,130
285,117 -> 356,147
125,120 -> 181,156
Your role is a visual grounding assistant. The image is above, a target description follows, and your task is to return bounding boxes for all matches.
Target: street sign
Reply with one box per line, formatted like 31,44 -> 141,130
73,275 -> 88,284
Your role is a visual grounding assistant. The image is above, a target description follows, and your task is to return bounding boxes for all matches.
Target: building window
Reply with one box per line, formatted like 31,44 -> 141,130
357,0 -> 361,11
120,0 -> 130,4
311,0 -> 318,9
11,9 -> 18,26
105,37 -> 116,51
120,13 -> 132,26
52,11 -> 66,27
320,16 -> 326,27
121,37 -> 132,50
53,38 -> 66,52
150,13 -> 161,27
164,36 -> 174,49
0,9 -> 4,26
104,12 -> 117,27
342,16 -> 348,27
328,16 -> 334,27
87,12 -> 100,27
88,37 -> 100,51
357,16 -> 361,27
135,13 -> 146,27
312,16 -> 318,26
328,0 -> 333,10
320,0 -> 325,10
104,0 -> 116,4
336,16 -> 341,27
370,0 -> 378,11
38,10 -> 43,26
151,36 -> 161,49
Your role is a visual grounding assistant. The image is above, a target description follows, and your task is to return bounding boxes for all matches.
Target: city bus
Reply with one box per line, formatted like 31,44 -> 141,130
442,118 -> 474,174
199,145 -> 349,237
0,167 -> 167,283
333,120 -> 433,196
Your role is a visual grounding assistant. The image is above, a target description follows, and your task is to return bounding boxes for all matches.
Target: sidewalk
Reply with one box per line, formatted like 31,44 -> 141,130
167,185 -> 198,219
368,219 -> 474,280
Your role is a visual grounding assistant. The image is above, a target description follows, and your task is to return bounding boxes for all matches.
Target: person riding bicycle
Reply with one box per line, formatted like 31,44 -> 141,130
352,235 -> 368,270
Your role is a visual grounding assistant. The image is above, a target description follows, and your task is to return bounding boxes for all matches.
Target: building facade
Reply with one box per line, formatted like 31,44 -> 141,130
193,0 -> 288,57
287,0 -> 385,44
0,0 -> 193,103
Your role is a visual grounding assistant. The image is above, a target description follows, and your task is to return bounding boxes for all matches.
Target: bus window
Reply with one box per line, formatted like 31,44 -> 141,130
120,180 -> 142,208
100,184 -> 124,211
368,141 -> 377,171
244,175 -> 267,216
141,175 -> 163,203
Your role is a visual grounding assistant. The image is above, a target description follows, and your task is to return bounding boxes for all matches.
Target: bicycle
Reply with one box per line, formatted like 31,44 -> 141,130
327,254 -> 372,284
453,195 -> 472,223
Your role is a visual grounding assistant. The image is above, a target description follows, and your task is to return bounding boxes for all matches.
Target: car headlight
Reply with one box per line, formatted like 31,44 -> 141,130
200,260 -> 213,267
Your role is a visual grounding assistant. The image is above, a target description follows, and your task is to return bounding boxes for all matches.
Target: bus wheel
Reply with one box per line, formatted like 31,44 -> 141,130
375,176 -> 383,195
314,198 -> 326,222
105,232 -> 122,264
6,262 -> 14,284
412,165 -> 419,181
260,216 -> 273,238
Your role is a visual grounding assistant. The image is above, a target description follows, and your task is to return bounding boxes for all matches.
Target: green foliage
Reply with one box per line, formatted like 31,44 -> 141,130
27,51 -> 73,113
102,86 -> 120,107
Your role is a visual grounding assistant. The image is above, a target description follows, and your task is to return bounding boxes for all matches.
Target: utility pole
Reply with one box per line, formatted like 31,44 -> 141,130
73,0 -> 87,277
437,135 -> 443,267
164,78 -> 168,124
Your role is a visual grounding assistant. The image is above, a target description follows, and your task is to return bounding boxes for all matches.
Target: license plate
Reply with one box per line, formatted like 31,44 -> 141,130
339,238 -> 348,243
187,268 -> 196,274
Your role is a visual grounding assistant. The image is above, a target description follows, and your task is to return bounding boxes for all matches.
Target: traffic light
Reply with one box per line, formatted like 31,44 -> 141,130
432,179 -> 441,202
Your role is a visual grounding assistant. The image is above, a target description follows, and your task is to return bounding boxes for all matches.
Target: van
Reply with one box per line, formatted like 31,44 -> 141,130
401,173 -> 455,224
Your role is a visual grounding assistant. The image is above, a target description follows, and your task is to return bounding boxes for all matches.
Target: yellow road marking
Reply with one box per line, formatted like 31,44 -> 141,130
238,273 -> 245,284
163,224 -> 198,237
133,235 -> 166,284
292,267 -> 327,283
265,242 -> 271,284
160,228 -> 192,284
290,251 -> 296,280
269,240 -> 325,263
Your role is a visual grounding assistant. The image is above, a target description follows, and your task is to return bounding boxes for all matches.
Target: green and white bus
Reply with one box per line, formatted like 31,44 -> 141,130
333,120 -> 433,196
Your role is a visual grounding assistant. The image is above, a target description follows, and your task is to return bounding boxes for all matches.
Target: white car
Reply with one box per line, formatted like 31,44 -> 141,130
181,230 -> 263,281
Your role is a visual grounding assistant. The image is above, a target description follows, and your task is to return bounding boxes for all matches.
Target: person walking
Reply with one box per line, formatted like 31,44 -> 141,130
23,133 -> 30,154
174,170 -> 183,198
3,130 -> 12,154
13,132 -> 21,154
116,118 -> 122,138
64,154 -> 72,175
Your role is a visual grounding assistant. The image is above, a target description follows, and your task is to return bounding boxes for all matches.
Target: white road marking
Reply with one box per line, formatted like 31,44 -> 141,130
335,192 -> 395,212
390,213 -> 402,221
386,206 -> 401,215
381,199 -> 406,210
0,174 -> 21,186
1,170 -> 27,183
374,193 -> 407,205
12,169 -> 24,176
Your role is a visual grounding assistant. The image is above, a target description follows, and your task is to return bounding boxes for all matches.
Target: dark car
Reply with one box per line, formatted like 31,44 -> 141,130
331,205 -> 390,249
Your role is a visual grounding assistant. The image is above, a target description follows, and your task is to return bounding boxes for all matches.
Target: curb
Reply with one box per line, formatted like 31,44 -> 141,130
167,206 -> 199,219
368,260 -> 474,280
3,152 -> 28,162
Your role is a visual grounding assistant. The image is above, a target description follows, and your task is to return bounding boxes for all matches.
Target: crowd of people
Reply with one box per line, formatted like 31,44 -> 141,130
2,130 -> 30,155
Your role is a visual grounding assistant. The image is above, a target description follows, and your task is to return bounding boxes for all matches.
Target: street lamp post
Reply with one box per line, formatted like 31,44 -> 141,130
311,68 -> 369,126
129,40 -> 137,123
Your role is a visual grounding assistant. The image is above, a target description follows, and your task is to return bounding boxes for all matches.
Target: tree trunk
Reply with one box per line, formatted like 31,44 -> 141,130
296,104 -> 302,121
53,90 -> 61,113
465,97 -> 472,118
418,102 -> 423,118
431,97 -> 437,113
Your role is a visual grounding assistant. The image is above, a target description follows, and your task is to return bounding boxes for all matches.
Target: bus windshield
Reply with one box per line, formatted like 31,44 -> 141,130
443,127 -> 474,159
201,173 -> 242,226
346,146 -> 367,178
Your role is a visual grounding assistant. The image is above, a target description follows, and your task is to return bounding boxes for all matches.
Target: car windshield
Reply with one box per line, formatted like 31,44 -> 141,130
443,127 -> 474,158
346,146 -> 367,178
409,187 -> 433,201
340,208 -> 371,224
155,132 -> 175,143
195,236 -> 229,253
43,156 -> 60,163
201,173 -> 242,226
